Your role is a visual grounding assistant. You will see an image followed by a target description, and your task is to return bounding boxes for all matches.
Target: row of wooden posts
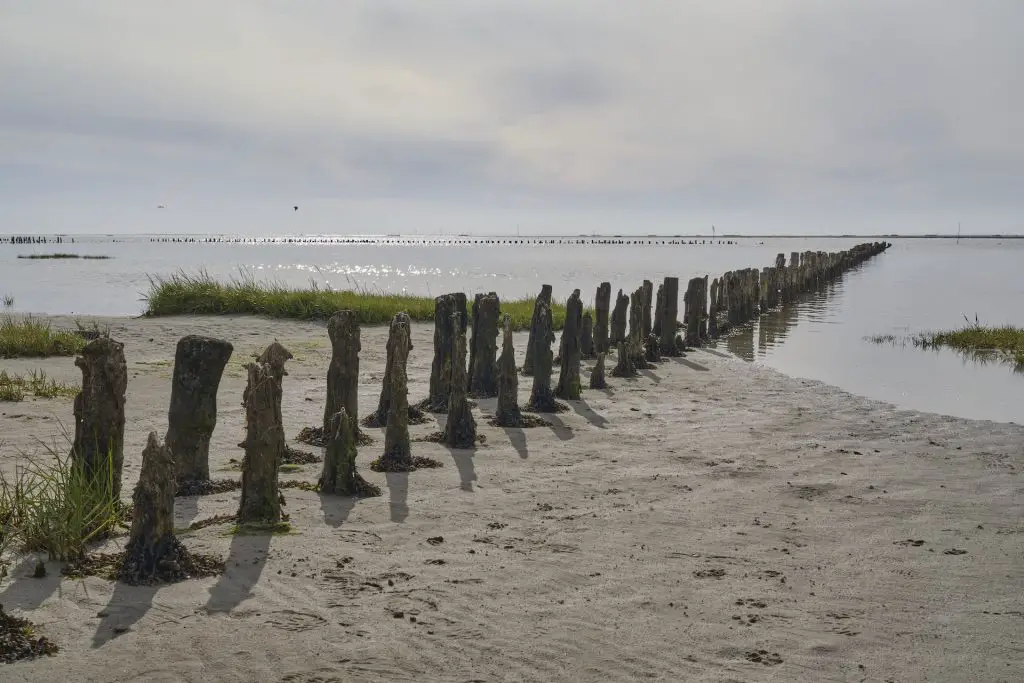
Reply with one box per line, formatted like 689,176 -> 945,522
65,241 -> 888,583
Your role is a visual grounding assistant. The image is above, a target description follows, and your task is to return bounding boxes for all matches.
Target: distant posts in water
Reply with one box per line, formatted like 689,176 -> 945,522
595,282 -> 611,354
418,292 -> 467,413
166,335 -> 233,487
444,314 -> 477,448
238,361 -> 283,525
522,285 -> 553,377
555,289 -> 583,400
468,292 -> 500,398
658,276 -> 681,357
71,336 -> 128,504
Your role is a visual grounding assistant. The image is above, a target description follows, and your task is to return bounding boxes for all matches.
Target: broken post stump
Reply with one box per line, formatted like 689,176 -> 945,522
421,293 -> 468,412
71,336 -> 127,503
555,289 -> 583,400
494,314 -> 524,426
444,314 -> 477,448
645,332 -> 661,363
580,312 -> 595,359
611,341 -> 637,378
238,361 -> 284,525
595,282 -> 611,354
589,352 -> 608,389
364,312 -> 425,428
468,292 -> 500,398
319,409 -> 380,497
167,335 -> 233,486
522,285 -> 553,376
119,432 -> 222,584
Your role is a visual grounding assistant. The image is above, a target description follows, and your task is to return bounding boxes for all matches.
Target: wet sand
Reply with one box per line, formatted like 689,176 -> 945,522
1,314 -> 1022,682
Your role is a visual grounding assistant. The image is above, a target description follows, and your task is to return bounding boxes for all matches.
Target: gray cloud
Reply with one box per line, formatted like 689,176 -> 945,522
0,0 -> 1020,234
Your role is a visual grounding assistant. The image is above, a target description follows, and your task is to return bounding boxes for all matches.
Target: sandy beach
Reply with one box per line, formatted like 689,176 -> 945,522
1,314 -> 1021,682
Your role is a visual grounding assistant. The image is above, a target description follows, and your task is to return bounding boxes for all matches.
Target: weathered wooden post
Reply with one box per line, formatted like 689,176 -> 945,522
659,276 -> 681,356
522,285 -> 552,377
120,433 -> 184,584
379,315 -> 414,470
323,310 -> 362,441
641,279 -> 654,339
444,314 -> 477,448
610,289 -> 629,346
364,312 -> 425,428
555,289 -> 583,400
526,298 -> 563,412
589,352 -> 608,389
595,282 -> 611,354
421,292 -> 467,412
238,361 -> 284,525
494,315 -> 524,427
581,313 -> 596,359
468,292 -> 500,398
71,336 -> 127,502
166,335 -> 233,487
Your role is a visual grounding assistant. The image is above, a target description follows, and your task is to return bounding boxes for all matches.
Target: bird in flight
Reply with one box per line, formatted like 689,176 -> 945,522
157,205 -> 166,209
293,206 -> 299,211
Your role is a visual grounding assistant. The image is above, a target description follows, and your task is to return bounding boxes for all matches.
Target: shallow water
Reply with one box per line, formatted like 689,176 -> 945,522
1,234 -> 1021,423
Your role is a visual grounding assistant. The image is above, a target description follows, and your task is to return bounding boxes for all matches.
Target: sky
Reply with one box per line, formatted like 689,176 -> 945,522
1,1 -> 1021,236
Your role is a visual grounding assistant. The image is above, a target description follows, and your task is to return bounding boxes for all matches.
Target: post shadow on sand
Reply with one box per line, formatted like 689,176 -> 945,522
175,494 -> 200,527
385,471 -> 409,523
639,368 -> 662,385
543,413 -> 574,441
569,399 -> 610,429
318,492 -> 358,528
92,581 -> 162,648
0,556 -> 63,614
502,427 -> 530,459
204,532 -> 273,614
671,357 -> 710,372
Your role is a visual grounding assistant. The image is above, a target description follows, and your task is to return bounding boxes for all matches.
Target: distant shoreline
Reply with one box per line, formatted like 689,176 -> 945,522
2,233 -> 1022,240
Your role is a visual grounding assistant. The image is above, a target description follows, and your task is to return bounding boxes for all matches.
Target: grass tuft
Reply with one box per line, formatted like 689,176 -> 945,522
0,370 -> 78,402
0,316 -> 86,358
143,270 -> 581,330
867,317 -> 1024,370
0,443 -> 126,562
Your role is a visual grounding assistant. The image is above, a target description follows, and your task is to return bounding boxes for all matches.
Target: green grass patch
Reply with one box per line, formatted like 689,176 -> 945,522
0,444 -> 126,561
143,270 -> 581,330
0,370 -> 78,402
867,320 -> 1024,370
0,316 -> 86,358
914,325 -> 1024,368
17,253 -> 111,260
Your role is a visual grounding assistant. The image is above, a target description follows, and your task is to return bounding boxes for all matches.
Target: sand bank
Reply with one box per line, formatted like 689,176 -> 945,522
1,314 -> 1021,682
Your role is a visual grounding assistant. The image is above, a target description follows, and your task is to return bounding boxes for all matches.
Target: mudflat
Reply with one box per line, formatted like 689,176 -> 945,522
1,314 -> 1021,682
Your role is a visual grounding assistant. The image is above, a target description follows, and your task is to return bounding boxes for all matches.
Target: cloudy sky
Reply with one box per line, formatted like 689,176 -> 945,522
1,1 -> 1020,235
